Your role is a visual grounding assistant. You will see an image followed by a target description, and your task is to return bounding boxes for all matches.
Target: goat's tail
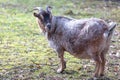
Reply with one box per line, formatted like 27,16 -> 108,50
104,22 -> 116,41
107,22 -> 116,39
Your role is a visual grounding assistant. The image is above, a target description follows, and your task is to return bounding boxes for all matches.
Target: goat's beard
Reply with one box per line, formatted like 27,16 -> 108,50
44,31 -> 51,39
44,26 -> 56,39
45,26 -> 51,33
42,27 -> 51,39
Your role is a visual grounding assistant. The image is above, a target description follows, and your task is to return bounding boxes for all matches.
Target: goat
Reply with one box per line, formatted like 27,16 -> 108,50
33,6 -> 116,78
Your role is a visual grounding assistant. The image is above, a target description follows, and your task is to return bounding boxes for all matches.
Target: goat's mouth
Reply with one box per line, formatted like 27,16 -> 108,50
46,23 -> 51,29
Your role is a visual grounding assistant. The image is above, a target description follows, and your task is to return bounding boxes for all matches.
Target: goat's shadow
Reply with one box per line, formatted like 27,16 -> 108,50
60,70 -> 79,75
88,76 -> 112,80
59,70 -> 112,80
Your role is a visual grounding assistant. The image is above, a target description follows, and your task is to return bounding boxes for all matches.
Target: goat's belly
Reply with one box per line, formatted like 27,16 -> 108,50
69,52 -> 91,59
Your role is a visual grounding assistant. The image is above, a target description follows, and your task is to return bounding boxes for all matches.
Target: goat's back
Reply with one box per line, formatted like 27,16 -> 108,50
65,18 -> 108,41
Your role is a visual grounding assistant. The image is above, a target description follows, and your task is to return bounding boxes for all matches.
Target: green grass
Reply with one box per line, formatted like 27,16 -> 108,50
0,0 -> 120,80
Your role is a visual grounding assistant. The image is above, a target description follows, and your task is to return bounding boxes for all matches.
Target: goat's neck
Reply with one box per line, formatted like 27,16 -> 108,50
53,16 -> 72,27
46,16 -> 72,40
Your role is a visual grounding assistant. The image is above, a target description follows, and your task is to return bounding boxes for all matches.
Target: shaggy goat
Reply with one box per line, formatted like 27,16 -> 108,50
33,6 -> 116,78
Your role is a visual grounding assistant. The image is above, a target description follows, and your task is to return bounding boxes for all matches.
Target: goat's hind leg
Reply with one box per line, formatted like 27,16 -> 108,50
94,61 -> 100,77
99,52 -> 106,77
93,55 -> 101,77
93,52 -> 106,79
56,50 -> 66,73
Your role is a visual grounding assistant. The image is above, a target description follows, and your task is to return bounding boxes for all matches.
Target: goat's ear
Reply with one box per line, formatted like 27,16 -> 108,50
33,12 -> 39,17
46,6 -> 52,13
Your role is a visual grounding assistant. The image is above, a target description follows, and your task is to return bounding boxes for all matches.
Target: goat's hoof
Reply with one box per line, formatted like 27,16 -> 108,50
57,68 -> 64,73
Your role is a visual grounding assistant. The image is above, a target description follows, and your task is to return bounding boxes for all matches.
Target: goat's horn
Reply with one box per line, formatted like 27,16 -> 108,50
33,7 -> 43,12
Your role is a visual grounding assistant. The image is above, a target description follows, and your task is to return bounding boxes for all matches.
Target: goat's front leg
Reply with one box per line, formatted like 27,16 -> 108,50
56,50 -> 66,73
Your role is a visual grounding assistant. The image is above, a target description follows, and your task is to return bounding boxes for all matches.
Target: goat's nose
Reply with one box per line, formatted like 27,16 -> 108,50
47,24 -> 51,29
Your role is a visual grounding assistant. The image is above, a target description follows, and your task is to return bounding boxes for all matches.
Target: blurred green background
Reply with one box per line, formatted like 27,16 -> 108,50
0,0 -> 120,80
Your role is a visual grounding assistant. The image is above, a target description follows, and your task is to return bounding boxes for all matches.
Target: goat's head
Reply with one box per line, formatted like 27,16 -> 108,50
33,6 -> 52,33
